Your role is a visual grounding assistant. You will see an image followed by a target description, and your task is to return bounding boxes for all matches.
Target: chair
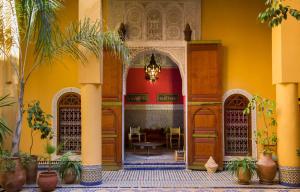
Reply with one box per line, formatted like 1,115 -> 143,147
128,126 -> 141,146
169,127 -> 181,149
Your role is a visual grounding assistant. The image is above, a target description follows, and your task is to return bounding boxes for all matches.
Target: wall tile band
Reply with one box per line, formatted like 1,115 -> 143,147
279,166 -> 300,187
80,165 -> 102,186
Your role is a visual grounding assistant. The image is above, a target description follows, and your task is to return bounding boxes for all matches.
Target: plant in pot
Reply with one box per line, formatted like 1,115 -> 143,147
0,150 -> 26,192
226,157 -> 256,185
38,142 -> 58,192
56,152 -> 81,184
23,101 -> 53,184
244,95 -> 278,184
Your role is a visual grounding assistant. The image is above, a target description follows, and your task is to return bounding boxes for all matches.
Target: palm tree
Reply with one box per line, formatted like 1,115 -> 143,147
0,0 -> 129,154
0,94 -> 14,150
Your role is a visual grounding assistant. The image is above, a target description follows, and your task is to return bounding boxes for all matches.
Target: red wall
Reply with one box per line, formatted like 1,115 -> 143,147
126,68 -> 183,104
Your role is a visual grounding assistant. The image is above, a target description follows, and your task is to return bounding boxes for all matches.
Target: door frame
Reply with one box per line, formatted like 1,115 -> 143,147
121,41 -> 188,164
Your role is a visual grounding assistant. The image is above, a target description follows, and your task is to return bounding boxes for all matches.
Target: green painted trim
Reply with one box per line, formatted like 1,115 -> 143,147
102,134 -> 118,138
192,134 -> 217,138
102,164 -> 121,171
188,101 -> 222,106
102,102 -> 122,107
188,165 -> 206,170
188,40 -> 222,44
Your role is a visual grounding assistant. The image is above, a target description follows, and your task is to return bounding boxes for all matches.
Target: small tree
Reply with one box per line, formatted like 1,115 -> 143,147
0,0 -> 129,154
243,95 -> 277,154
259,0 -> 300,27
26,101 -> 52,155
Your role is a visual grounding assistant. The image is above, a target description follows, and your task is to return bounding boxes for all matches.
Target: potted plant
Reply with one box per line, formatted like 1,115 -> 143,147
38,142 -> 58,192
0,150 -> 26,192
244,95 -> 277,184
56,152 -> 81,184
23,101 -> 52,184
226,157 -> 256,185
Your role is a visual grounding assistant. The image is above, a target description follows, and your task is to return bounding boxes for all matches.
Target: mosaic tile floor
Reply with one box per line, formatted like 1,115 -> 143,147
21,170 -> 300,191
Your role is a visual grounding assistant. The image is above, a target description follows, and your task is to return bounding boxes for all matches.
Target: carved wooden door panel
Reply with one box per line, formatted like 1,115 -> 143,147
187,43 -> 223,169
102,51 -> 123,169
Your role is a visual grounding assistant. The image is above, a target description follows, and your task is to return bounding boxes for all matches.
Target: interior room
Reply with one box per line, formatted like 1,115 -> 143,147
124,52 -> 185,164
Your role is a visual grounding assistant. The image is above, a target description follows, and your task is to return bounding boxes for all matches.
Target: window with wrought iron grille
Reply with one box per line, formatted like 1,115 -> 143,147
224,94 -> 251,156
57,93 -> 81,154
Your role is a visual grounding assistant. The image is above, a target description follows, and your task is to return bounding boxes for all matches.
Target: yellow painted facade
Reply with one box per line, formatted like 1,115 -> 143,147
0,0 -> 292,162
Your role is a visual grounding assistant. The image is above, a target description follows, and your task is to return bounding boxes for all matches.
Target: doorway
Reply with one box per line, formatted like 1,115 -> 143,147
122,52 -> 186,167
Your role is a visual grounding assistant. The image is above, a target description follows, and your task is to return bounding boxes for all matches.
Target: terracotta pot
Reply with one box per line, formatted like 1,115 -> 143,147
25,155 -> 38,184
1,157 -> 26,192
256,153 -> 277,184
63,167 -> 77,184
237,167 -> 251,185
38,171 -> 58,192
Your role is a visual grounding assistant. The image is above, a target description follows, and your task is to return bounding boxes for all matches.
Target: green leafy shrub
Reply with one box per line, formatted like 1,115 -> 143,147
226,157 -> 256,177
56,152 -> 81,181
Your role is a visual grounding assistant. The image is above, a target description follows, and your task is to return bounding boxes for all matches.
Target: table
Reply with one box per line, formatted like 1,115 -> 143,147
132,142 -> 164,156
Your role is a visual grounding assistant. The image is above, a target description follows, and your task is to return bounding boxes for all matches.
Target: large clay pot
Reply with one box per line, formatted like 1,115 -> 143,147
25,155 -> 38,184
237,167 -> 251,185
38,171 -> 58,192
1,157 -> 26,192
256,153 -> 277,184
63,167 -> 77,184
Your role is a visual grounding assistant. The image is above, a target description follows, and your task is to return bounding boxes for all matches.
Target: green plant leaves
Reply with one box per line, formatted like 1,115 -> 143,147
225,157 -> 256,177
26,100 -> 53,139
258,0 -> 300,27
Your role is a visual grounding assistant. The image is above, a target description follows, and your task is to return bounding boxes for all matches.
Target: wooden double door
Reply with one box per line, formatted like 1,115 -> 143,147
101,51 -> 123,169
101,43 -> 223,170
187,43 -> 223,170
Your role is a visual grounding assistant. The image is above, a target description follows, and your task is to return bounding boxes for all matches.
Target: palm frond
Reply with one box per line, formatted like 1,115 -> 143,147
0,119 -> 12,146
0,94 -> 15,108
33,0 -> 62,58
15,0 -> 62,60
48,18 -> 130,65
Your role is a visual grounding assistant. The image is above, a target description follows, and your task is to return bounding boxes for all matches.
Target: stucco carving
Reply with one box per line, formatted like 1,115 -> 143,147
123,41 -> 187,96
107,0 -> 201,41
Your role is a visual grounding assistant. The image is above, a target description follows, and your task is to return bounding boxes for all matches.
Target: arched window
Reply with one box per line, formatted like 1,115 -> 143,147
224,94 -> 251,156
57,93 -> 81,154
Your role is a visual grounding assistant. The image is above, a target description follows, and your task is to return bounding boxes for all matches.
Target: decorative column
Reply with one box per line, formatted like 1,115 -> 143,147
272,0 -> 300,186
78,0 -> 103,186
276,83 -> 300,186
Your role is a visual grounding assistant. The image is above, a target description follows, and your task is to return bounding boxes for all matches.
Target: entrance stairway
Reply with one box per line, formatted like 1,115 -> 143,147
124,151 -> 185,170
123,161 -> 186,170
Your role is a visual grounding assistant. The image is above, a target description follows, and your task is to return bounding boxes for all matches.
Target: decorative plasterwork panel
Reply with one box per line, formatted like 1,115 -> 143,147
107,0 -> 201,41
131,52 -> 177,68
123,41 -> 187,96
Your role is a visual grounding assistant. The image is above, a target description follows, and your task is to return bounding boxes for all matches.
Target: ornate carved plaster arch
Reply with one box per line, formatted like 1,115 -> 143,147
123,41 -> 187,96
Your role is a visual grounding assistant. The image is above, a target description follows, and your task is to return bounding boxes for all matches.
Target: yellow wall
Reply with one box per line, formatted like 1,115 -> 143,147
201,0 -> 282,155
18,0 -> 280,156
202,0 -> 274,99
20,0 -> 80,155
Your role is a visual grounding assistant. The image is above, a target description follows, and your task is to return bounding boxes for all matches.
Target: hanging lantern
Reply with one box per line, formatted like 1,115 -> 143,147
144,54 -> 161,83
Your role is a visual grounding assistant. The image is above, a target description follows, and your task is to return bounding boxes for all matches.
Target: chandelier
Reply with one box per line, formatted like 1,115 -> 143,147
145,54 -> 161,82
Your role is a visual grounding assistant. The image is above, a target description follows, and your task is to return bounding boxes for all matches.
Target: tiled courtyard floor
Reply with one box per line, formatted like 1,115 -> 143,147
21,170 -> 300,192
